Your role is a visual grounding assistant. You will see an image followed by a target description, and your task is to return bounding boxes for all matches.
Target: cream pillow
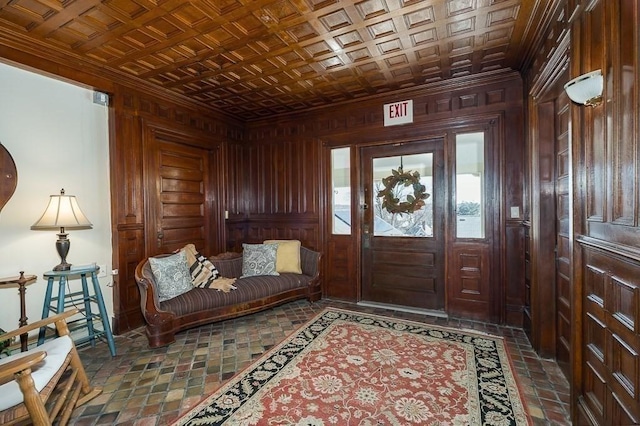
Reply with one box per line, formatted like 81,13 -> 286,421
264,239 -> 302,274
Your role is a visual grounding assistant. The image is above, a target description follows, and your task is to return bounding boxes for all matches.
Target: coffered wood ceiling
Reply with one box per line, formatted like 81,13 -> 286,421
0,0 -> 547,120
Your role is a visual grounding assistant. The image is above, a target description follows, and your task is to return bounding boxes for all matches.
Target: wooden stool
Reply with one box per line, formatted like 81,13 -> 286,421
38,265 -> 116,356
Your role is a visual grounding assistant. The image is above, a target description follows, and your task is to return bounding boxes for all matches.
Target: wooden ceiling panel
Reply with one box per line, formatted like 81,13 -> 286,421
366,18 -> 397,39
404,6 -> 436,28
447,0 -> 475,16
285,21 -> 318,42
103,0 -> 149,20
487,5 -> 520,26
355,0 -> 389,20
0,0 -> 546,119
318,8 -> 352,31
171,3 -> 213,28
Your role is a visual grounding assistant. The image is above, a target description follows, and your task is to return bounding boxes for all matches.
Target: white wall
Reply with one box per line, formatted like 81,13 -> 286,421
0,61 -> 113,336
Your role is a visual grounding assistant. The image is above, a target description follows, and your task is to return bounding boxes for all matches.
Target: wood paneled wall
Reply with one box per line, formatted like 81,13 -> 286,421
240,71 -> 525,325
571,0 -> 640,424
526,0 -> 640,424
224,135 -> 323,252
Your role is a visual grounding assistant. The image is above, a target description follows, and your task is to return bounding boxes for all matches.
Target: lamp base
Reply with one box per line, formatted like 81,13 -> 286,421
53,262 -> 72,271
54,232 -> 72,272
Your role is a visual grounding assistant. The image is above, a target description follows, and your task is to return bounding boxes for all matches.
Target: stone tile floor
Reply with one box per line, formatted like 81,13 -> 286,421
71,299 -> 571,425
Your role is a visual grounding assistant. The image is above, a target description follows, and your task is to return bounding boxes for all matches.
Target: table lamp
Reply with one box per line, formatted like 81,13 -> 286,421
31,188 -> 92,271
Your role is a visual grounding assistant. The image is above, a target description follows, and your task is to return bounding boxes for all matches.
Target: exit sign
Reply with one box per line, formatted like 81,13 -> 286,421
383,100 -> 413,126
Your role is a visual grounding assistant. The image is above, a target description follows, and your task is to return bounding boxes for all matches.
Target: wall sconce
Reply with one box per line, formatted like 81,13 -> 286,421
564,69 -> 603,107
31,189 -> 92,271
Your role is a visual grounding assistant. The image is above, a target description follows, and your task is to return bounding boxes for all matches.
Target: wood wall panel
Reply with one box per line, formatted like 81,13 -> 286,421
324,237 -> 357,301
111,111 -> 143,225
505,222 -> 525,326
446,244 -> 490,321
241,219 -> 320,252
110,105 -> 145,334
225,142 -> 248,216
240,138 -> 321,217
526,0 -> 640,422
570,1 -> 640,422
584,1 -> 606,223
555,90 -> 572,377
111,227 -> 145,334
248,73 -> 520,143
611,0 -> 638,226
523,222 -> 532,335
579,245 -> 640,425
583,355 -> 607,425
226,217 -> 320,253
224,135 -> 322,252
526,98 -> 559,357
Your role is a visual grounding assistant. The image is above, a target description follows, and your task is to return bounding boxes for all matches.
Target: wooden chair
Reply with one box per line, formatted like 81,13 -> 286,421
0,309 -> 102,425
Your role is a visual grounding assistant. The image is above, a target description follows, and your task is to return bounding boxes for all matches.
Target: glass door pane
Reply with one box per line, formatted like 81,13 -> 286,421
372,153 -> 433,237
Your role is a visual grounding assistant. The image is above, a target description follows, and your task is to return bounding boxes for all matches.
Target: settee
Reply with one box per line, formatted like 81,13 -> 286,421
134,245 -> 322,348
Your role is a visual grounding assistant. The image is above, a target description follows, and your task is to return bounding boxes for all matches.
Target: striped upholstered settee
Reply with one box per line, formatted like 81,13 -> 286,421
134,247 -> 322,348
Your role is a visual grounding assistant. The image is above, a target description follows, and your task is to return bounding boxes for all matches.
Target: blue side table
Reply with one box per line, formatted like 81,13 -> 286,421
38,264 -> 116,356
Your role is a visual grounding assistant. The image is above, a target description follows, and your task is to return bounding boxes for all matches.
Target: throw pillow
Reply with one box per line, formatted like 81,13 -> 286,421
148,251 -> 193,302
241,243 -> 279,278
180,244 -> 220,288
263,239 -> 302,274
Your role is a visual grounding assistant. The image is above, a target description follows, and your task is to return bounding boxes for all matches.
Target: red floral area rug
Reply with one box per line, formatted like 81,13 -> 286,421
175,308 -> 530,425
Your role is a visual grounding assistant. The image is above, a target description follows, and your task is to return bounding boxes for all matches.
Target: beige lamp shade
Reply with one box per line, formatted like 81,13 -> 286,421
31,189 -> 92,271
31,189 -> 92,230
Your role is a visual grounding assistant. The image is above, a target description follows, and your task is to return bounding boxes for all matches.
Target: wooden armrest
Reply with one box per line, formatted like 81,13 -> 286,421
0,351 -> 47,385
0,309 -> 79,341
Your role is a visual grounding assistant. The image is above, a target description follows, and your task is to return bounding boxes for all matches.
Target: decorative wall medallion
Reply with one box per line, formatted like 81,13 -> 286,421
0,143 -> 18,212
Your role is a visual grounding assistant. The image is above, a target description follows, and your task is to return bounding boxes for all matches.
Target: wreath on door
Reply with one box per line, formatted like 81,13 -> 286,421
377,166 -> 430,215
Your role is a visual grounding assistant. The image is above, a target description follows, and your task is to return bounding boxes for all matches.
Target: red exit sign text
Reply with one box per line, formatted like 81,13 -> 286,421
383,100 -> 413,126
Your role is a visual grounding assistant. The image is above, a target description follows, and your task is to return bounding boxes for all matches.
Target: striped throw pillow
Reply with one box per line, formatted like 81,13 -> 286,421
181,244 -> 220,288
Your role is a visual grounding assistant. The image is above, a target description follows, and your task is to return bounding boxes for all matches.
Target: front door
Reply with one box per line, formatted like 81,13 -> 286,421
360,139 -> 445,310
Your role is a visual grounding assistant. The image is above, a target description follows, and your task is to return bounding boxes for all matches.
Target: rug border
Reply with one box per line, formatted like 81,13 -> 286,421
173,307 -> 532,426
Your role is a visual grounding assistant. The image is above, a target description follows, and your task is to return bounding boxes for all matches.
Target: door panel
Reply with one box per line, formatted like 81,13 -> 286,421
555,86 -> 572,378
145,129 -> 213,256
361,139 -> 445,310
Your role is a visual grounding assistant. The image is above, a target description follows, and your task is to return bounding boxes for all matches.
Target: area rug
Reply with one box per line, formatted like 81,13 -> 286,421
175,308 -> 530,425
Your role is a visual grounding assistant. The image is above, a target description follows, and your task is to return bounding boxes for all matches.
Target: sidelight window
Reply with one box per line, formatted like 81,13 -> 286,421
456,132 -> 485,239
331,147 -> 351,235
